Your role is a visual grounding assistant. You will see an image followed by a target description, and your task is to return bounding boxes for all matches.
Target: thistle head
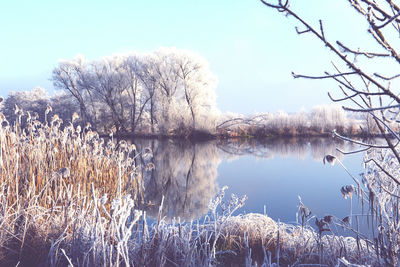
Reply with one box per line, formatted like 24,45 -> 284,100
323,154 -> 336,166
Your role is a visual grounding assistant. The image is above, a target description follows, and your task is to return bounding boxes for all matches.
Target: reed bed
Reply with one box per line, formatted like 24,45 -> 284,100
0,111 -> 141,265
0,109 -> 383,266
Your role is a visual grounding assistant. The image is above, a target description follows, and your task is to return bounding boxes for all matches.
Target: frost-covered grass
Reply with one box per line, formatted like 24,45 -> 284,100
0,111 -> 141,265
0,110 -> 390,266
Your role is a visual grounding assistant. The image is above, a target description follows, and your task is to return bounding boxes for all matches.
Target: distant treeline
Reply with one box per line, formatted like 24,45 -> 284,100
0,88 -> 381,138
0,48 -> 385,138
217,106 -> 390,137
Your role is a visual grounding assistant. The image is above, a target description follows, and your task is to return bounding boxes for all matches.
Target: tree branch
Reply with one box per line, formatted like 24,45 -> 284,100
337,41 -> 391,58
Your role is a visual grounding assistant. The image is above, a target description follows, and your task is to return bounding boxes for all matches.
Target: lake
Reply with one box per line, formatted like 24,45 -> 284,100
130,137 -> 367,227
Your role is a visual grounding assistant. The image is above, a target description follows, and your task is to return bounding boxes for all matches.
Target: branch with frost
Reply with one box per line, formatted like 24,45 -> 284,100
374,73 -> 400,81
342,104 -> 400,112
337,41 -> 391,58
259,0 -> 400,104
365,158 -> 400,186
376,12 -> 400,28
332,129 -> 393,149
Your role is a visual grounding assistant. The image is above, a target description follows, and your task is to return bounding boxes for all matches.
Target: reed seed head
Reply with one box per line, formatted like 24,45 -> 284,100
45,105 -> 52,115
72,112 -> 79,123
341,185 -> 355,199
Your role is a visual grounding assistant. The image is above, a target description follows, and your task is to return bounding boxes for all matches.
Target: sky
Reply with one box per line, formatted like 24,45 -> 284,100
0,0 -> 380,114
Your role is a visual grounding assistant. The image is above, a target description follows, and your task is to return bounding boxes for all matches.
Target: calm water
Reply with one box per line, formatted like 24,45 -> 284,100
131,137 -> 366,224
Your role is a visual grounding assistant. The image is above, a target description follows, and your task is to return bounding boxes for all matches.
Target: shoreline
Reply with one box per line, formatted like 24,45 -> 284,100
105,131 -> 389,141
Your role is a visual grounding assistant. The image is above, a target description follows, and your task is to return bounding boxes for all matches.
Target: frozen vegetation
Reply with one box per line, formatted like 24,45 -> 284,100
51,47 -> 219,136
0,100 -> 397,266
1,85 -> 379,139
2,0 -> 400,263
217,106 -> 372,137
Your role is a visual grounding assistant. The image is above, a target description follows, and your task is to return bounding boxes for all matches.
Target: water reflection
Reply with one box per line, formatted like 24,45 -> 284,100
133,139 -> 221,220
129,137 -> 362,221
218,137 -> 357,161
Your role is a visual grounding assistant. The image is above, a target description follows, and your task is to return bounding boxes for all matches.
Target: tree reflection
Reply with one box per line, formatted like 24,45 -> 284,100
133,139 -> 221,221
218,137 -> 353,162
129,137 -> 359,221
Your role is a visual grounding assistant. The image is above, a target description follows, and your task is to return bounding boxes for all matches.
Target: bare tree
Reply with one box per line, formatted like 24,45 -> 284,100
135,55 -> 159,134
52,49 -> 218,136
51,56 -> 102,127
122,55 -> 152,133
174,49 -> 218,131
260,0 -> 400,264
90,56 -> 129,133
150,49 -> 182,134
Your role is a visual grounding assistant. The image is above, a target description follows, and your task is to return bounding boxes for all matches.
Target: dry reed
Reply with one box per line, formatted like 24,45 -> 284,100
0,108 -> 383,266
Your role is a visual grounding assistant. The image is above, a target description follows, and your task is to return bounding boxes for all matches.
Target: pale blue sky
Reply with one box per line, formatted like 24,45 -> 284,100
0,0 -> 376,113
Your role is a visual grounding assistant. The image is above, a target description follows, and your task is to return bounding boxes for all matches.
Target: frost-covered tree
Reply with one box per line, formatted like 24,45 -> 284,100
2,87 -> 50,124
135,54 -> 160,133
291,107 -> 309,135
149,49 -> 182,134
50,91 -> 80,124
311,105 -> 347,134
122,54 -> 152,133
52,48 -> 219,135
217,105 -> 357,137
173,48 -> 218,131
1,87 -> 81,127
52,56 -> 93,125
90,56 -> 129,133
